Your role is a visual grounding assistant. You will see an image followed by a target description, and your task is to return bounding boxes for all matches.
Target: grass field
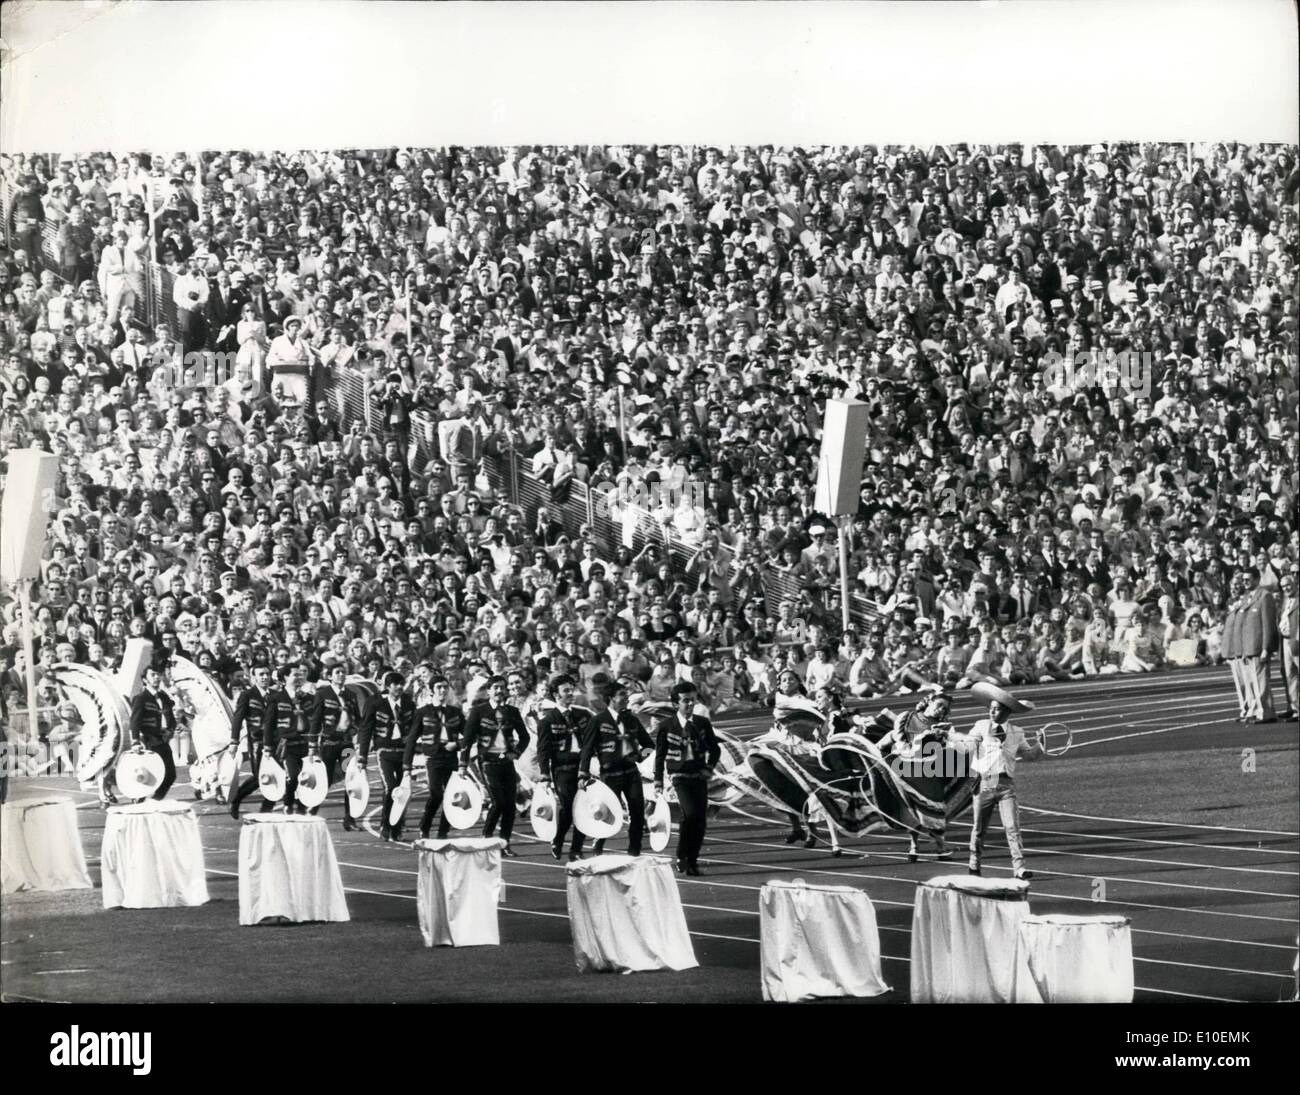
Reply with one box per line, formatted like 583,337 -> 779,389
3,665 -> 1297,1004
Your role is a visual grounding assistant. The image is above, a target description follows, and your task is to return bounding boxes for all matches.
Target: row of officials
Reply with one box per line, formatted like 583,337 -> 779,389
129,662 -> 722,876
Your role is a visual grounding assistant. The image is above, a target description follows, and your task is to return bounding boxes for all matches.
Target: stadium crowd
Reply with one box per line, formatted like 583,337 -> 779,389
1,142 -> 1297,747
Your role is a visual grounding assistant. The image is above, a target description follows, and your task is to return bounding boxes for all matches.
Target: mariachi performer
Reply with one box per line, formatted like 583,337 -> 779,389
228,662 -> 274,818
537,673 -> 594,861
263,665 -> 311,813
310,662 -> 360,830
875,688 -> 957,861
949,682 -> 1045,880
653,681 -> 721,876
129,663 -> 178,800
765,671 -> 829,847
458,675 -> 529,856
578,678 -> 654,857
404,676 -> 465,840
358,671 -> 415,841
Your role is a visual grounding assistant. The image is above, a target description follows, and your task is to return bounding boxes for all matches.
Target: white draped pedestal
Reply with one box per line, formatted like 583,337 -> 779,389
1013,914 -> 1135,1003
101,800 -> 209,909
566,854 -> 698,973
414,837 -> 505,947
759,879 -> 891,1002
238,815 -> 349,925
1,796 -> 92,894
910,874 -> 1033,1003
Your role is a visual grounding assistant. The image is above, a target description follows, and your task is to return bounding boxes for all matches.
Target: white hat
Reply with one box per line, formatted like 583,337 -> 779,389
530,781 -> 558,842
441,770 -> 484,830
972,680 -> 1036,714
217,745 -> 240,796
344,759 -> 370,815
296,755 -> 329,809
258,753 -> 287,803
387,774 -> 412,827
809,524 -> 828,536
114,749 -> 165,800
646,794 -> 672,852
574,781 -> 624,839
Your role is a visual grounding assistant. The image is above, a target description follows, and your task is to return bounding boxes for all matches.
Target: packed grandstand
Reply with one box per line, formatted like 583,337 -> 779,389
1,143 -> 1296,744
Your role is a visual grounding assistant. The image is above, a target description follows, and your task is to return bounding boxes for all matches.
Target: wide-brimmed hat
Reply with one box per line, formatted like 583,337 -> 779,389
972,680 -> 1035,714
530,781 -> 558,842
115,749 -> 165,799
258,753 -> 287,802
344,758 -> 370,815
296,755 -> 328,809
646,793 -> 672,852
388,773 -> 412,827
441,770 -> 484,830
574,780 -> 624,839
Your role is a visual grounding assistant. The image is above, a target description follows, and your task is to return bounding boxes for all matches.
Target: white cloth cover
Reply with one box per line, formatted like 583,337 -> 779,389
910,874 -> 1033,1003
414,837 -> 506,947
101,800 -> 209,909
1,797 -> 92,894
759,880 -> 891,1002
238,815 -> 350,925
565,854 -> 698,973
1013,914 -> 1135,1003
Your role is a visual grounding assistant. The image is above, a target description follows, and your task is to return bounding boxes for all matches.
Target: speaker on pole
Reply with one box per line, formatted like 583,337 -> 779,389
813,399 -> 870,517
1,448 -> 59,584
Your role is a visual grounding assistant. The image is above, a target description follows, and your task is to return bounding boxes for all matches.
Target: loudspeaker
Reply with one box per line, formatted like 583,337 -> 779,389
813,399 -> 870,517
0,449 -> 59,584
115,638 -> 156,700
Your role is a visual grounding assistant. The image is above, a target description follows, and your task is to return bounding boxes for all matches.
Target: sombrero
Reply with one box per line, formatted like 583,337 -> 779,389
296,755 -> 328,809
114,749 -> 164,800
217,744 -> 240,794
388,773 -> 412,827
258,753 -> 287,802
344,759 -> 370,815
442,770 -> 484,830
574,780 -> 624,839
971,681 -> 1036,714
530,780 -> 558,842
646,793 -> 672,853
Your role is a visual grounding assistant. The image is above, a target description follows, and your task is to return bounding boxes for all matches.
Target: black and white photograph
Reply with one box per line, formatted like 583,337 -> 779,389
0,0 -> 1296,1075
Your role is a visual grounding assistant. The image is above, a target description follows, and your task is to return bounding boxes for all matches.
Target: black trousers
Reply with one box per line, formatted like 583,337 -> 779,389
146,741 -> 176,800
230,740 -> 275,813
316,742 -> 353,820
377,750 -> 405,833
282,747 -> 309,811
551,766 -> 585,855
481,758 -> 518,841
420,758 -> 457,838
597,767 -> 645,855
672,773 -> 708,866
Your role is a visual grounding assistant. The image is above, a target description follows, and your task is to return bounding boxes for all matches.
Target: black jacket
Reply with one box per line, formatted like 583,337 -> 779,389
263,687 -> 310,755
579,708 -> 653,775
230,684 -> 269,745
536,705 -> 593,777
404,703 -> 465,768
458,703 -> 530,767
359,693 -> 415,758
653,712 -> 721,784
130,688 -> 176,748
309,684 -> 358,748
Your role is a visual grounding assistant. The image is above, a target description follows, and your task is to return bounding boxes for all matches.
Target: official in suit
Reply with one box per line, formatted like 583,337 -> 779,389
1221,576 -> 1248,721
358,671 -> 415,840
653,681 -> 721,875
1237,569 -> 1280,723
309,663 -> 360,830
458,676 -> 529,855
227,663 -> 274,817
129,665 -> 177,800
949,682 -> 1046,880
404,678 -> 465,840
1279,571 -> 1298,720
537,674 -> 595,861
579,680 -> 654,856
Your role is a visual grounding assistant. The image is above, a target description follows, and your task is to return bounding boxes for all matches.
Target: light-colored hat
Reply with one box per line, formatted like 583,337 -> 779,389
574,780 -> 624,839
345,758 -> 370,815
646,794 -> 672,852
441,769 -> 484,830
296,755 -> 328,809
387,773 -> 412,827
530,781 -> 558,842
258,752 -> 287,802
115,749 -> 165,799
